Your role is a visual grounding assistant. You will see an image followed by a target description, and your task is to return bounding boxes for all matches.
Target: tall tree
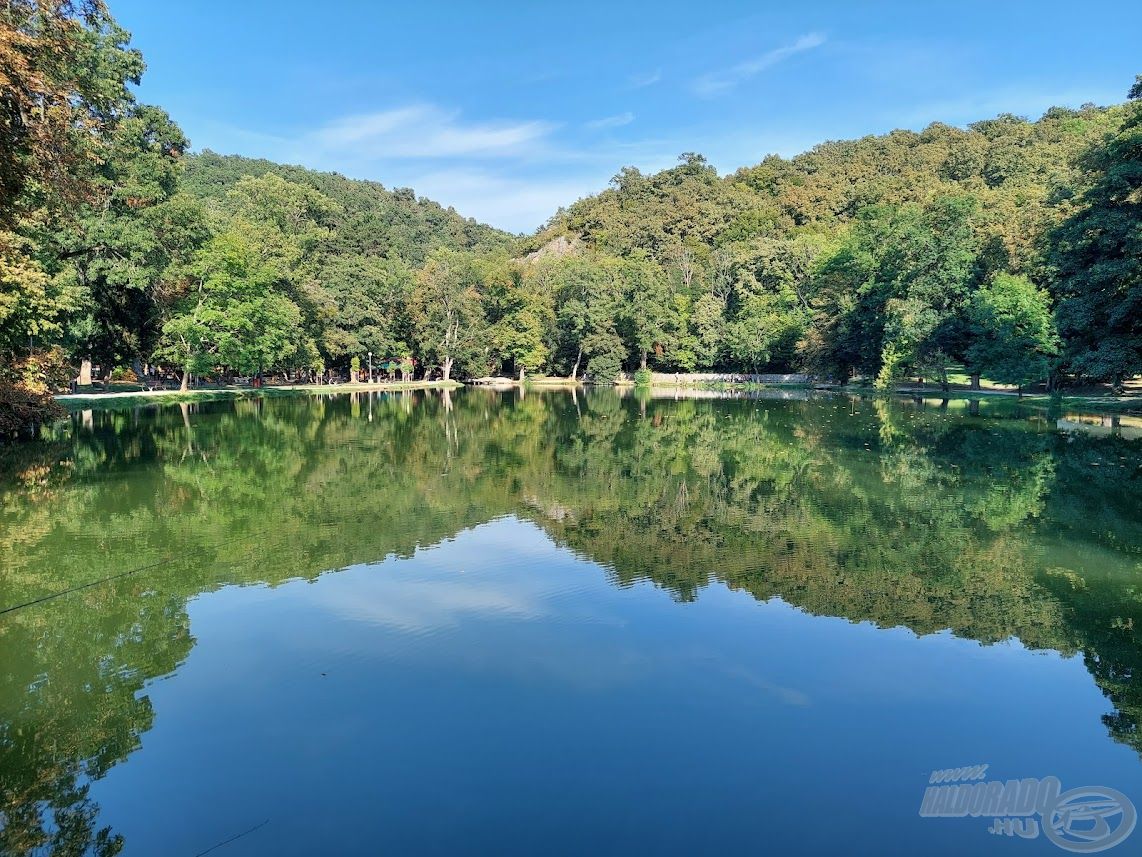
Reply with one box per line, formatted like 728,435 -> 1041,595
411,249 -> 485,381
0,0 -> 143,219
1050,80 -> 1142,387
60,105 -> 205,376
0,0 -> 147,430
483,256 -> 551,380
617,253 -> 671,370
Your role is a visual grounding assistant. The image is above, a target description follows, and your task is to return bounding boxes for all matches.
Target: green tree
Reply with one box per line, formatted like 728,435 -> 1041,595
411,249 -> 485,381
156,231 -> 314,387
1050,81 -> 1142,387
966,273 -> 1059,393
60,106 -> 206,375
482,256 -> 552,379
616,254 -> 671,370
0,0 -> 150,425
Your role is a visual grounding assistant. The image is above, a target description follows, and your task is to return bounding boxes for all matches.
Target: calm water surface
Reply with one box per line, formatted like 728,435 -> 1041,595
1,389 -> 1140,855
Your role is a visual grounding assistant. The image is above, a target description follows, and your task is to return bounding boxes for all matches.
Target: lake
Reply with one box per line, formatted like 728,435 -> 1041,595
1,388 -> 1140,855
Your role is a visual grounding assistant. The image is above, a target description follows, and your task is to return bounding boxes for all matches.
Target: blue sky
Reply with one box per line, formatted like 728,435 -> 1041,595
113,0 -> 1138,233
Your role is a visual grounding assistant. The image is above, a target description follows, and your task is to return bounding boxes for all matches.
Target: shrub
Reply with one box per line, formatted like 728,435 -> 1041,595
0,382 -> 66,439
633,368 -> 652,387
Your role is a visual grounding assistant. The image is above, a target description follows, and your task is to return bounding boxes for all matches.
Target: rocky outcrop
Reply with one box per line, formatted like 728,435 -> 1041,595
524,235 -> 581,263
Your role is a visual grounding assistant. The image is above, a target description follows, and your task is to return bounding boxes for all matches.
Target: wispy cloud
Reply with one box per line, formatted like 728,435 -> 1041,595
628,69 -> 662,89
692,32 -> 826,96
585,111 -> 635,130
311,104 -> 557,158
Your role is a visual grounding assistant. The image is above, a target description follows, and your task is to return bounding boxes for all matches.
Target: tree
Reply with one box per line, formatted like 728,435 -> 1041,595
538,255 -> 624,381
724,290 -> 805,373
482,256 -> 551,380
60,106 -> 205,375
156,231 -> 314,388
966,274 -> 1059,393
321,254 -> 413,363
0,0 -> 149,427
0,0 -> 144,220
1050,82 -> 1142,387
690,291 -> 726,369
616,254 -> 671,370
410,249 -> 485,381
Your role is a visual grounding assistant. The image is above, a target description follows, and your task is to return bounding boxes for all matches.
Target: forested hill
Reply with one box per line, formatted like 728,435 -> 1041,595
182,151 -> 512,264
520,101 -> 1138,385
542,105 -> 1124,265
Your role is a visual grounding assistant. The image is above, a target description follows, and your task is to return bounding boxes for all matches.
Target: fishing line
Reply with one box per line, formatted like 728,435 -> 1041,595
0,523 -> 284,617
192,818 -> 271,857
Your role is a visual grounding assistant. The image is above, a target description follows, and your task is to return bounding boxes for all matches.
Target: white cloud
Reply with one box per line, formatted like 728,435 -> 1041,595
311,104 -> 557,159
584,111 -> 635,130
692,32 -> 826,96
628,69 -> 662,89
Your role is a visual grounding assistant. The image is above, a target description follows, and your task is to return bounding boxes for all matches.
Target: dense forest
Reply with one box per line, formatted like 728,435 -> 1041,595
1,1 -> 1140,435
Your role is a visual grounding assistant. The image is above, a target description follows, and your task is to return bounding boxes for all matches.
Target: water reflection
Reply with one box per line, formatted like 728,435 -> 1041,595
0,389 -> 1139,854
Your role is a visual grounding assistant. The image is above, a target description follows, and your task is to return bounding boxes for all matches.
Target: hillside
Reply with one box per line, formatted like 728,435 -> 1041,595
540,105 -> 1123,269
183,151 -> 512,265
516,100 -> 1138,385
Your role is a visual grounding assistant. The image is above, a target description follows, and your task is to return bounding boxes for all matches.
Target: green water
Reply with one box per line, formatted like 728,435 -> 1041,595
1,388 -> 1140,855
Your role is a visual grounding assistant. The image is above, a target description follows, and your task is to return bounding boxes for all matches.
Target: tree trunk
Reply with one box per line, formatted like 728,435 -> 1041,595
640,350 -> 648,371
570,347 -> 582,381
78,358 -> 92,386
442,356 -> 453,382
969,373 -> 981,391
519,366 -> 525,382
180,369 -> 189,392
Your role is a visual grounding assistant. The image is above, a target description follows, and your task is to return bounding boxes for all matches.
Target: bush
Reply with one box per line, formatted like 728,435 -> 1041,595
0,382 -> 66,439
109,367 -> 139,383
633,368 -> 652,387
1,347 -> 74,394
586,353 -> 622,385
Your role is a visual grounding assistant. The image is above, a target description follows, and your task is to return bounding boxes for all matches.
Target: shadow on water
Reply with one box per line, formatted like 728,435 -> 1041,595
0,388 -> 1139,854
